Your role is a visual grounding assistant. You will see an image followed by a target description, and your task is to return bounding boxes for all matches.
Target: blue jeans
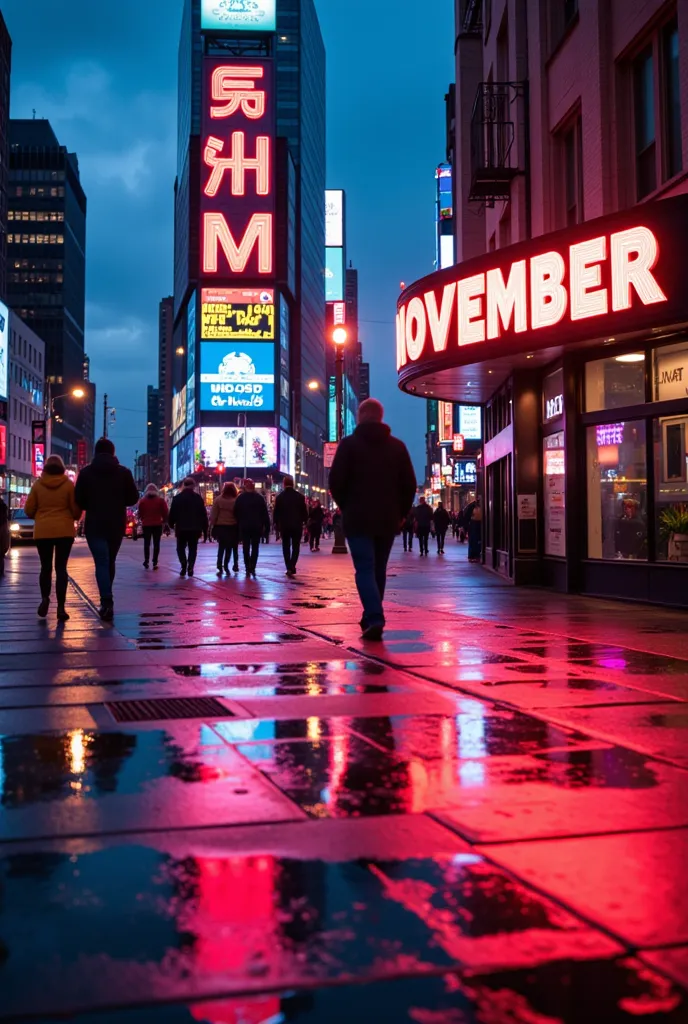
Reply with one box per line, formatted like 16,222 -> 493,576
87,535 -> 122,602
347,535 -> 394,629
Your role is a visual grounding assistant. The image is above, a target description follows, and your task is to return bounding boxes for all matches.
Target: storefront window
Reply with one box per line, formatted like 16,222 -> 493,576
585,353 -> 645,411
653,339 -> 688,402
654,415 -> 688,561
544,431 -> 566,556
586,421 -> 647,560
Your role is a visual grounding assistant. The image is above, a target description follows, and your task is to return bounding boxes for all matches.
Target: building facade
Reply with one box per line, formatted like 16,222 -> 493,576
7,310 -> 44,506
397,0 -> 688,606
0,13 -> 11,304
158,296 -> 174,484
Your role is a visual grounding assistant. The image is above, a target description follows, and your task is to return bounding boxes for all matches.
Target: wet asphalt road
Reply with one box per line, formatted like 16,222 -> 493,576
0,535 -> 687,1022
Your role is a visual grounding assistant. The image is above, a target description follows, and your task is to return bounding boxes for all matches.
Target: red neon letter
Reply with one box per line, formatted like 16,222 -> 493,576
203,133 -> 271,197
457,273 -> 485,346
210,66 -> 266,120
405,296 -> 427,360
530,252 -> 567,329
611,226 -> 667,311
396,307 -> 407,369
202,212 -> 273,274
486,260 -> 527,339
570,236 -> 608,320
424,282 -> 456,353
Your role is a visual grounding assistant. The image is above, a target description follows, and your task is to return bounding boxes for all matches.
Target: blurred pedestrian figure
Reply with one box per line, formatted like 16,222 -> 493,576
465,497 -> 483,562
402,509 -> 415,552
0,493 -> 8,579
25,455 -> 80,621
138,483 -> 168,570
308,499 -> 325,551
75,438 -> 139,621
413,497 -> 433,557
329,398 -> 416,641
210,482 -> 239,575
273,475 -> 308,578
433,502 -> 451,554
234,478 -> 270,578
168,478 -> 208,578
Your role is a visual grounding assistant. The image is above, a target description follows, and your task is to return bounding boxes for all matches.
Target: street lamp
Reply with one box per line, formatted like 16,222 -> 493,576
330,327 -> 348,555
46,385 -> 85,457
307,379 -> 320,391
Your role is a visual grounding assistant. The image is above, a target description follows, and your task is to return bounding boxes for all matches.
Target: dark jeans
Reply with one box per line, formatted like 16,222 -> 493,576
281,528 -> 302,573
242,530 -> 262,573
36,537 -> 74,605
214,525 -> 239,570
143,525 -> 162,565
402,527 -> 414,551
176,531 -> 199,571
436,528 -> 448,553
417,527 -> 431,555
86,534 -> 122,603
309,527 -> 321,550
347,535 -> 395,629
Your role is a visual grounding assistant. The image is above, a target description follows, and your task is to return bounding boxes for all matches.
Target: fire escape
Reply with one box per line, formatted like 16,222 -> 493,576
469,81 -> 529,206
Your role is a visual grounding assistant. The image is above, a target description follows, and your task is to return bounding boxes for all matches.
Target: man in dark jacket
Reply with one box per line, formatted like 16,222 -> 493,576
433,502 -> 451,554
413,497 -> 434,557
308,500 -> 325,551
329,398 -> 416,641
234,479 -> 271,577
75,438 -> 139,620
168,478 -> 208,578
273,475 -> 308,578
402,509 -> 415,552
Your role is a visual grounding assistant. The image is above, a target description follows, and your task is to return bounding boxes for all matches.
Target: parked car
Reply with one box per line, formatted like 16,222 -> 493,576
125,508 -> 140,540
9,508 -> 35,544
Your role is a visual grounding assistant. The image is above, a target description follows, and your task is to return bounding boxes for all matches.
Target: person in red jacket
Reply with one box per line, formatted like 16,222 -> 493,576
138,484 -> 168,569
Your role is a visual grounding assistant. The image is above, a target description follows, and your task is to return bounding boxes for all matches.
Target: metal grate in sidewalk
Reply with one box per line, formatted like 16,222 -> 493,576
105,696 -> 233,723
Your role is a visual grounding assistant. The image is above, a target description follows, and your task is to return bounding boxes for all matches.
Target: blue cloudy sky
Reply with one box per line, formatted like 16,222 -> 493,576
3,0 -> 454,476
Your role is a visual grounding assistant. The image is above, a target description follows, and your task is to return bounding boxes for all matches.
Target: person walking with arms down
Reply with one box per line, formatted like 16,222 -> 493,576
413,497 -> 433,557
234,479 -> 270,578
75,439 -> 139,621
273,475 -> 308,577
210,482 -> 240,576
168,478 -> 208,578
138,484 -> 168,570
329,398 -> 416,642
433,501 -> 451,554
25,455 -> 80,621
308,499 -> 325,551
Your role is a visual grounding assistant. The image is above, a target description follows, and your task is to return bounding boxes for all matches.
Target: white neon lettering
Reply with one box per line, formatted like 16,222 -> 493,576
203,133 -> 271,198
396,307 -> 407,369
405,297 -> 427,360
531,252 -> 567,329
486,260 -> 527,339
210,66 -> 266,120
570,236 -> 608,320
202,212 -> 273,274
424,282 -> 456,353
457,273 -> 485,346
611,226 -> 667,311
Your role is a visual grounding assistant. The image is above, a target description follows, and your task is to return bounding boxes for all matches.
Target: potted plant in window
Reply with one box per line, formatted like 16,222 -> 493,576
660,504 -> 688,563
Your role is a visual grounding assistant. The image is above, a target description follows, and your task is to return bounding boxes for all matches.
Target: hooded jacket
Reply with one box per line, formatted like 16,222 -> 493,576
138,493 -> 169,528
75,454 -> 139,540
25,472 -> 80,540
328,421 -> 416,538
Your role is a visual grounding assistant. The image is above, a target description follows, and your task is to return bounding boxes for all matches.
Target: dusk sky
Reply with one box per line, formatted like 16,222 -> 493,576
3,0 -> 454,476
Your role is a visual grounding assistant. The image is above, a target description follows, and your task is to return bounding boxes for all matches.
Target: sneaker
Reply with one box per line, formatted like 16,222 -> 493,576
37,598 -> 50,618
180,568 -> 187,577
233,564 -> 239,573
143,561 -> 149,569
99,602 -> 114,622
153,564 -> 159,571
217,568 -> 223,576
57,606 -> 70,622
188,567 -> 194,577
361,623 -> 384,642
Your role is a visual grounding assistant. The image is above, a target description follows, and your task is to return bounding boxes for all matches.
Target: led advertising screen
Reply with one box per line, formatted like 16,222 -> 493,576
325,247 -> 344,302
186,293 -> 197,432
459,405 -> 482,440
201,0 -> 276,33
199,427 -> 278,469
201,287 -> 275,341
325,190 -> 343,247
0,301 -> 8,401
201,58 -> 275,279
171,386 -> 188,436
200,341 -> 275,411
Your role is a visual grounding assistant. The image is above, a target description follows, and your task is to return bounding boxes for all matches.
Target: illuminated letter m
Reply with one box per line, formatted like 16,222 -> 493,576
202,212 -> 273,274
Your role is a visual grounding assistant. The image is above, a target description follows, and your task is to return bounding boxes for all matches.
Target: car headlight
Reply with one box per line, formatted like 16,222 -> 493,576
10,523 -> 20,533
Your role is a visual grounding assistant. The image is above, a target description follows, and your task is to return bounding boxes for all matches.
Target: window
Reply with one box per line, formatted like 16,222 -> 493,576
654,415 -> 688,560
586,353 -> 646,411
544,431 -> 566,556
559,115 -> 583,226
550,0 -> 578,52
587,421 -> 648,560
634,46 -> 656,198
663,19 -> 682,178
654,339 -> 688,401
630,16 -> 683,198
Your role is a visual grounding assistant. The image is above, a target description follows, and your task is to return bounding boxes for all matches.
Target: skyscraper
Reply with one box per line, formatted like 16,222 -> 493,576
0,13 -> 12,303
158,295 -> 174,483
7,119 -> 87,463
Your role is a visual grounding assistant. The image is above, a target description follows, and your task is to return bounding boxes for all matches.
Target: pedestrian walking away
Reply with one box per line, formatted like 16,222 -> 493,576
433,501 -> 451,554
308,499 -> 325,551
75,438 -> 139,621
329,397 -> 416,641
273,475 -> 308,577
138,484 -> 168,569
465,496 -> 483,563
210,482 -> 240,575
0,492 -> 8,580
402,509 -> 415,552
234,478 -> 270,577
25,455 -> 81,621
413,497 -> 433,556
168,478 -> 208,577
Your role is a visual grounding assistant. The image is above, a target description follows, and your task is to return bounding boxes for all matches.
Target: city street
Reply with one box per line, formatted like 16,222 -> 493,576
0,537 -> 687,1022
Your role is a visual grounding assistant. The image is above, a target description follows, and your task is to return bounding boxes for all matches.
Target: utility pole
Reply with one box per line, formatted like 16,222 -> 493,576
103,394 -> 108,438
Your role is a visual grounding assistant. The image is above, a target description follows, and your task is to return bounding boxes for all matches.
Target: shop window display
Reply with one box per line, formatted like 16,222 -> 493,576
586,421 -> 647,560
653,339 -> 688,402
585,353 -> 645,412
654,415 -> 688,561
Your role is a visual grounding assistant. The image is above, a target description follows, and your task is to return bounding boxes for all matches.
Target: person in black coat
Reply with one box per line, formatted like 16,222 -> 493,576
234,479 -> 271,577
433,502 -> 451,554
273,475 -> 308,577
412,497 -> 434,557
74,438 -> 139,619
308,499 -> 325,551
402,509 -> 415,552
329,398 -> 416,641
168,477 -> 208,577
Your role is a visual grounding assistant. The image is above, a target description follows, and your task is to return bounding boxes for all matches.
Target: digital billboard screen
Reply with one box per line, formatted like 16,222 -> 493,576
459,405 -> 482,440
201,0 -> 276,33
200,341 -> 275,411
0,301 -> 8,402
325,247 -> 344,302
201,287 -> 275,341
325,190 -> 343,247
199,427 -> 278,469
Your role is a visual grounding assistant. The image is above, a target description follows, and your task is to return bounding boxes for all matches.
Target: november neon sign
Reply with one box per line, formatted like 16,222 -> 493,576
397,226 -> 667,368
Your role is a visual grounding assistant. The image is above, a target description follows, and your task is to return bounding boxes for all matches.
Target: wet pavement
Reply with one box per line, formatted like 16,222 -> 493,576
0,537 -> 686,1021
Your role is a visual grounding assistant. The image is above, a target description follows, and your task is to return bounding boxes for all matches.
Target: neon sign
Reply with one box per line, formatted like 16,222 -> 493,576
201,60 -> 274,278
596,423 -> 625,447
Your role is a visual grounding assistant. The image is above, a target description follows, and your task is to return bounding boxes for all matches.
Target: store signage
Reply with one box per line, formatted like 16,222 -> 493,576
545,394 -> 563,420
438,400 -> 454,443
397,195 -> 688,390
459,405 -> 482,439
453,433 -> 465,452
323,441 -> 338,469
31,419 -> 46,477
201,0 -> 276,32
200,342 -> 275,411
201,287 -> 275,340
0,424 -> 6,465
332,301 -> 346,325
596,423 -> 624,446
76,439 -> 87,469
201,59 -> 275,278
453,460 -> 477,484
654,343 -> 688,400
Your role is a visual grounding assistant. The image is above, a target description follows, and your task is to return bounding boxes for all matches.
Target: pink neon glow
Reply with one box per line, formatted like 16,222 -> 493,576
424,282 -> 456,353
457,273 -> 485,346
210,66 -> 266,120
202,212 -> 273,275
530,252 -> 567,329
203,133 -> 271,198
570,236 -> 608,321
405,296 -> 427,360
611,227 -> 667,311
596,423 -> 624,446
486,260 -> 527,338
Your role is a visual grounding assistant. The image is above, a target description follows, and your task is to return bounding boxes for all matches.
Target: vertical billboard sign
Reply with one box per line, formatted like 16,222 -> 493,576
200,59 -> 275,280
325,190 -> 343,247
31,420 -> 46,477
187,292 -> 197,433
0,301 -> 8,402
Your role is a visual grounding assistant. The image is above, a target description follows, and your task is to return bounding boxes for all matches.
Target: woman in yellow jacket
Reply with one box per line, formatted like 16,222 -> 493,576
25,455 -> 81,621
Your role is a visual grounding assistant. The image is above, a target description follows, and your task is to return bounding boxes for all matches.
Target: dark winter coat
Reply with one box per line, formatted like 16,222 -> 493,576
273,487 -> 308,533
412,503 -> 434,530
138,494 -> 169,528
234,490 -> 271,535
307,504 -> 325,529
75,454 -> 139,540
433,507 -> 451,532
168,488 -> 208,536
328,421 -> 416,538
